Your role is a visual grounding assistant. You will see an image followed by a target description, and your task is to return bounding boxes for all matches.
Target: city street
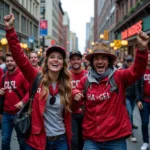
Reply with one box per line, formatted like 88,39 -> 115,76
0,106 -> 149,150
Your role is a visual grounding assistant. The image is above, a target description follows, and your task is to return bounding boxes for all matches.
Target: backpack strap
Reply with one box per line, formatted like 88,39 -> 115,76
30,72 -> 42,100
83,78 -> 90,94
109,75 -> 118,93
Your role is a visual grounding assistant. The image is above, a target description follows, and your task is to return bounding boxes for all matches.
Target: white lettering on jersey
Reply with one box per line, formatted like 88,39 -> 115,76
144,74 -> 150,84
4,81 -> 17,89
71,80 -> 80,88
87,94 -> 95,101
98,92 -> 110,100
87,92 -> 110,101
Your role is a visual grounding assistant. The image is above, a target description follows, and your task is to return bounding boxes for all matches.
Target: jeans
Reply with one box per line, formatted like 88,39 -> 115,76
126,97 -> 136,126
139,101 -> 150,143
26,134 -> 68,150
84,138 -> 127,150
72,114 -> 84,150
1,112 -> 26,150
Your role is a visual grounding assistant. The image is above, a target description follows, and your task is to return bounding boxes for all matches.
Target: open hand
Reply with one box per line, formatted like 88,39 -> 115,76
4,13 -> 15,29
137,31 -> 149,49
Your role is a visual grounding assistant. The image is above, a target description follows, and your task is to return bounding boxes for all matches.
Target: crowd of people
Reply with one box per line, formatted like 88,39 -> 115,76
0,13 -> 149,150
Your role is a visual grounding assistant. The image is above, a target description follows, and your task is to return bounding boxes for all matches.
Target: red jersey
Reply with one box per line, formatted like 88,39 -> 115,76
71,69 -> 88,114
0,68 -> 29,114
143,69 -> 150,102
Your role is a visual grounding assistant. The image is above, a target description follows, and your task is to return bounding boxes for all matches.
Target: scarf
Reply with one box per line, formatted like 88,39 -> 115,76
49,82 -> 59,96
90,67 -> 112,82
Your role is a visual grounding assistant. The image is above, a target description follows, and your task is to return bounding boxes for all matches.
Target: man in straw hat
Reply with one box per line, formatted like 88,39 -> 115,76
72,31 -> 149,150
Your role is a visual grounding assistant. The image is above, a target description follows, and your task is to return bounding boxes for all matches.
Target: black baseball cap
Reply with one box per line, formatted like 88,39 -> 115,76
125,55 -> 133,62
46,45 -> 66,58
69,50 -> 82,59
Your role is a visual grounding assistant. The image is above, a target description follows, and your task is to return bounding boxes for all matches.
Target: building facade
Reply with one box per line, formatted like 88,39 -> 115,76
63,11 -> 70,53
85,17 -> 94,53
70,31 -> 78,52
40,0 -> 65,47
114,0 -> 150,56
0,0 -> 40,55
94,0 -> 116,43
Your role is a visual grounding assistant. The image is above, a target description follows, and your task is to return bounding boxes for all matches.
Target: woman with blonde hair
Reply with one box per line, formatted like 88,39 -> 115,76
4,13 -> 72,150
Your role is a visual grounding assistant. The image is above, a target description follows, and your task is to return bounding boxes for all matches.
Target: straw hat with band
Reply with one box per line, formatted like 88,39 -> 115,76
85,43 -> 117,64
46,45 -> 66,58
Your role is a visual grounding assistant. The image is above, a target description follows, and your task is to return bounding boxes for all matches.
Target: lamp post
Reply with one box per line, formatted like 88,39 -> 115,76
91,42 -> 95,46
109,42 -> 115,53
1,38 -> 8,53
42,7 -> 46,53
100,34 -> 104,42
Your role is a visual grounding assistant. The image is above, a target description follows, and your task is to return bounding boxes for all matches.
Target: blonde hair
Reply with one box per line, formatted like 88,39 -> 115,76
40,56 -> 72,112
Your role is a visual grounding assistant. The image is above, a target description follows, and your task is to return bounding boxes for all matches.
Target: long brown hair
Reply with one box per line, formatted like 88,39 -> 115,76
40,54 -> 72,112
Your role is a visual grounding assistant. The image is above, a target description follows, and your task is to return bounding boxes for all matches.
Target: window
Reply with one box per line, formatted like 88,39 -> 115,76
130,0 -> 133,8
52,29 -> 58,39
33,2 -> 35,15
0,1 -> 9,23
41,0 -> 45,3
52,10 -> 58,20
26,0 -> 28,9
30,0 -> 32,12
33,25 -> 38,38
21,16 -> 26,34
12,9 -> 19,31
30,22 -> 32,35
111,12 -> 114,24
121,3 -> 125,17
27,20 -> 29,34
22,0 -> 24,6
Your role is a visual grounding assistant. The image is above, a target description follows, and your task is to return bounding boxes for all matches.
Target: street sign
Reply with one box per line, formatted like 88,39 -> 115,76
104,30 -> 109,40
40,20 -> 48,36
28,36 -> 34,43
114,40 -> 121,48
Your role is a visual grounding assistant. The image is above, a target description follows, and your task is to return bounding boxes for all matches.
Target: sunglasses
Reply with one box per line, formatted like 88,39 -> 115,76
49,96 -> 56,105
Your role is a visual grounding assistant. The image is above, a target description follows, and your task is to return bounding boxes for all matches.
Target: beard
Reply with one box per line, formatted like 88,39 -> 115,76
7,65 -> 16,72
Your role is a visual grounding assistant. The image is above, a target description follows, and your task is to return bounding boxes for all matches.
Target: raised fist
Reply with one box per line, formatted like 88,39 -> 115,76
137,31 -> 149,49
4,13 -> 15,29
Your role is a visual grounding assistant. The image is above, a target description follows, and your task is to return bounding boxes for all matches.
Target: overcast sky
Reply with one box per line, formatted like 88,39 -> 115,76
61,0 -> 94,54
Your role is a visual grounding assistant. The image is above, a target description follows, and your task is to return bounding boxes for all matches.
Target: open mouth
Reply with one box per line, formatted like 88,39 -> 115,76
97,66 -> 104,69
52,64 -> 59,68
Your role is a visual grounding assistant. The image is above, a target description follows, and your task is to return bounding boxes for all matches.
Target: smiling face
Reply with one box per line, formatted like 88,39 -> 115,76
70,55 -> 82,70
93,54 -> 109,74
29,52 -> 39,67
47,51 -> 64,73
6,56 -> 16,72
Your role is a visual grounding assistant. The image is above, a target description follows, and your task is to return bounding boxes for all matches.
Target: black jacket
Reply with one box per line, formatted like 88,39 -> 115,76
122,64 -> 139,100
135,77 -> 144,102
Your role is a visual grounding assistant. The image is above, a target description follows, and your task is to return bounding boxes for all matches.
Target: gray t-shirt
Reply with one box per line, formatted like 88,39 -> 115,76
44,83 -> 65,136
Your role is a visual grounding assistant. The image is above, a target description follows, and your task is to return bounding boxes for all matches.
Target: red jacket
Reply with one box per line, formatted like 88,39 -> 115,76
73,49 -> 148,142
70,69 -> 88,113
6,28 -> 72,150
0,68 -> 29,114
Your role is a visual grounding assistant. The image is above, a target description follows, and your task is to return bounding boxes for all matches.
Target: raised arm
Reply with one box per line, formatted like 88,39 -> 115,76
4,13 -> 38,83
119,31 -> 149,87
